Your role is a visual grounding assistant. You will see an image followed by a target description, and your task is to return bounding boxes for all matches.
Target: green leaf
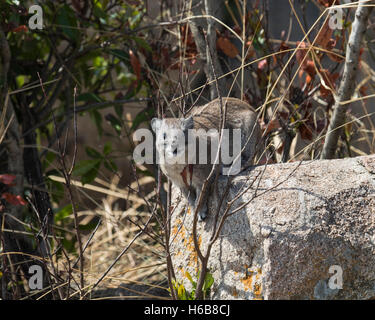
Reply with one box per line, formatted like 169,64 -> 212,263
51,181 -> 65,203
124,79 -> 143,100
93,0 -> 107,20
85,146 -> 102,159
73,159 -> 101,176
81,169 -> 98,185
57,4 -> 79,43
129,9 -> 144,29
189,289 -> 196,300
103,159 -> 117,172
185,271 -> 196,288
135,167 -> 153,177
81,160 -> 101,185
133,36 -> 152,52
54,204 -> 73,223
131,107 -> 154,131
109,49 -> 130,63
77,93 -> 103,103
46,172 -> 65,203
62,238 -> 76,253
177,284 -> 186,300
105,114 -> 122,135
103,142 -> 112,155
114,105 -> 123,118
42,151 -> 56,171
8,12 -> 20,25
203,272 -> 214,292
79,221 -> 98,231
15,75 -> 29,88
89,109 -> 103,137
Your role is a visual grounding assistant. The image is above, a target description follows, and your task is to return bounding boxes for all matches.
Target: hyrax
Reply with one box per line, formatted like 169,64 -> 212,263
151,97 -> 260,220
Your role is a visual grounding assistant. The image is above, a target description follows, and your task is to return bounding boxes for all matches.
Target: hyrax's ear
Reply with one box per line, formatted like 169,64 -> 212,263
151,118 -> 161,132
181,116 -> 194,131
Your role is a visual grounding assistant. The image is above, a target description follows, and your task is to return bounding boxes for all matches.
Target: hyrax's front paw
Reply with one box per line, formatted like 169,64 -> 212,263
194,199 -> 208,221
197,207 -> 207,221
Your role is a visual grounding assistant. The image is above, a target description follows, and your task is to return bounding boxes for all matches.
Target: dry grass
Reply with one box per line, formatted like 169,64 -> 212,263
48,167 -> 169,300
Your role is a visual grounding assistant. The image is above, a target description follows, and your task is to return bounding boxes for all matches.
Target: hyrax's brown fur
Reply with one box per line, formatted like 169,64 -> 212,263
151,97 -> 260,220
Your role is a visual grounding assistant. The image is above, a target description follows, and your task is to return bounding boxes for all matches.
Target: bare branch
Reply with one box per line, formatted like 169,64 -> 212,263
321,3 -> 373,159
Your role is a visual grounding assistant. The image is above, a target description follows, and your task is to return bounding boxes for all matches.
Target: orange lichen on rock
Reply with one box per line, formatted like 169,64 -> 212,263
253,283 -> 263,300
171,218 -> 184,237
240,266 -> 263,299
186,234 -> 201,272
240,267 -> 253,292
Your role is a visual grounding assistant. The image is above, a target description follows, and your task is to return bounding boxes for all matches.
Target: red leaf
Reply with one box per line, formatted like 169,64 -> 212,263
319,69 -> 339,97
318,0 -> 340,7
296,42 -> 316,87
233,26 -> 242,35
298,68 -> 304,82
258,59 -> 267,71
0,174 -> 16,186
276,142 -> 285,154
114,91 -> 124,100
306,74 -> 313,86
1,193 -> 27,206
304,60 -> 316,78
315,119 -> 326,133
124,80 -> 137,97
279,41 -> 290,59
129,49 -> 141,81
12,25 -> 28,33
315,20 -> 333,50
326,38 -> 344,62
298,124 -> 313,141
217,36 -> 239,58
261,119 -> 281,135
72,0 -> 82,12
180,25 -> 196,48
279,112 -> 290,120
359,85 -> 367,96
358,47 -> 364,65
296,41 -> 309,69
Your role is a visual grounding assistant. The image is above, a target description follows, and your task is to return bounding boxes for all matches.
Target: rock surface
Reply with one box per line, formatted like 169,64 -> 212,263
170,155 -> 375,299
